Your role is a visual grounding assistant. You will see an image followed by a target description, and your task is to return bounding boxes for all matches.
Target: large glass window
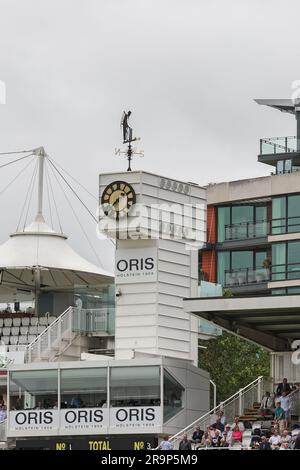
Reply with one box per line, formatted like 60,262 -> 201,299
110,366 -> 160,407
272,243 -> 286,280
272,195 -> 300,234
60,368 -> 107,408
10,370 -> 58,410
272,197 -> 286,234
217,207 -> 230,242
231,251 -> 253,271
287,241 -> 300,279
217,252 -> 230,286
288,195 -> 300,233
163,370 -> 184,421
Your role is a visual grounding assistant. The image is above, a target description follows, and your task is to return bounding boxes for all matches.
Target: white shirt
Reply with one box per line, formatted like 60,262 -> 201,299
280,396 -> 290,411
269,435 -> 281,445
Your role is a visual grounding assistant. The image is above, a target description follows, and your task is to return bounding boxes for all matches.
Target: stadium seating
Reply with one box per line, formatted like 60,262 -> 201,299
0,314 -> 57,351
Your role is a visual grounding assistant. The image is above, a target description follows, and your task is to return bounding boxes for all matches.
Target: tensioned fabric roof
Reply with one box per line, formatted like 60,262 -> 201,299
0,216 -> 113,297
254,99 -> 298,114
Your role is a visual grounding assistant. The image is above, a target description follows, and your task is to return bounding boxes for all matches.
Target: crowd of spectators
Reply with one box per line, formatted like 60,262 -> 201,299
170,378 -> 300,451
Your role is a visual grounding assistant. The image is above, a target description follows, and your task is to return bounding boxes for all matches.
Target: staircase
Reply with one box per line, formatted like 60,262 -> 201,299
25,307 -> 77,362
167,376 -> 270,449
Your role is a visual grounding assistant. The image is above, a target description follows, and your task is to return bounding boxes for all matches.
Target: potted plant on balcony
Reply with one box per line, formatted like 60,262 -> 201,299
223,288 -> 233,298
262,257 -> 271,269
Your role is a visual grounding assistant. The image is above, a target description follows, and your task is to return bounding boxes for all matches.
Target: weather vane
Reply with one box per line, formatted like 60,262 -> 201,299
115,111 -> 144,171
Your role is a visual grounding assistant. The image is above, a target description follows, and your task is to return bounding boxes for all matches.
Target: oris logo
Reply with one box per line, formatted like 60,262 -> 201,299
115,248 -> 157,284
116,257 -> 154,272
63,409 -> 104,424
115,407 -> 155,422
14,411 -> 54,425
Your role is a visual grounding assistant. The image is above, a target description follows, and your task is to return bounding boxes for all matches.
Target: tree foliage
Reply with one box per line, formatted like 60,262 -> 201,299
199,332 -> 270,404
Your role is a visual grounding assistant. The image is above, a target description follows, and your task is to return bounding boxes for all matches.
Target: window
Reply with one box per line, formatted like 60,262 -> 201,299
163,370 -> 184,421
10,369 -> 58,410
272,195 -> 300,234
231,251 -> 253,271
272,197 -> 286,234
272,243 -> 286,281
217,252 -> 230,286
288,195 -> 300,233
60,368 -> 107,408
287,241 -> 300,279
217,207 -> 230,242
110,366 -> 160,407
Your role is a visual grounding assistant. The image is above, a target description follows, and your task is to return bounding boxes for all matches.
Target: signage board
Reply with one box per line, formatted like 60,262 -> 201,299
8,407 -> 162,437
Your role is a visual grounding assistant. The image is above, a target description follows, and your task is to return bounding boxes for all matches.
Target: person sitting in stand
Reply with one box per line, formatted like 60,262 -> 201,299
212,416 -> 225,433
231,416 -> 245,432
269,429 -> 282,449
276,378 -> 291,396
192,425 -> 204,443
217,410 -> 226,426
231,425 -> 243,445
259,436 -> 271,450
70,395 -> 83,408
0,405 -> 7,422
211,429 -> 222,447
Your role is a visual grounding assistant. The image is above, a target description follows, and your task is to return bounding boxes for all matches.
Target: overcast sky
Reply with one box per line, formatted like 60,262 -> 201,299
0,0 -> 299,271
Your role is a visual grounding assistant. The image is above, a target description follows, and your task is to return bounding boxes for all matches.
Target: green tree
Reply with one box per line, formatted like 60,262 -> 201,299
199,332 -> 270,405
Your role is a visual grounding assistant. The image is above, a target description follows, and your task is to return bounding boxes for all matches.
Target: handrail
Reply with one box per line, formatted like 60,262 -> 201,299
166,376 -> 264,446
26,306 -> 74,362
26,307 -> 72,350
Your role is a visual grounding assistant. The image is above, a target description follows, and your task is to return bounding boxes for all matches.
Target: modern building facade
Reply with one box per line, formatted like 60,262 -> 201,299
185,99 -> 300,383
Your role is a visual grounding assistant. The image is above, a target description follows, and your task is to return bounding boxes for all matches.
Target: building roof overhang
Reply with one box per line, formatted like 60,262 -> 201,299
184,294 -> 300,352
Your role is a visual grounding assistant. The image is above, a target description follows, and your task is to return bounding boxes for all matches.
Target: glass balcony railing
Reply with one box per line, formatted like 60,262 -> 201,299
260,136 -> 297,155
225,267 -> 270,287
225,220 -> 268,241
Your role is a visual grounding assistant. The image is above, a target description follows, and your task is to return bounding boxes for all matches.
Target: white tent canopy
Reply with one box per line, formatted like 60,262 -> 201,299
0,217 -> 113,295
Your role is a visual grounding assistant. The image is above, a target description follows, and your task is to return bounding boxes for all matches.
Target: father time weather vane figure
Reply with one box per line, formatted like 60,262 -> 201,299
115,111 -> 144,171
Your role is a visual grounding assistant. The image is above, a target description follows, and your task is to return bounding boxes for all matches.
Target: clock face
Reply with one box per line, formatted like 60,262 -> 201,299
101,181 -> 136,217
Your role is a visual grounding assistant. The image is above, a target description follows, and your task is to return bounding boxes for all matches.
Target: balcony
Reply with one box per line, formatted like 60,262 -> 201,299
225,220 -> 268,241
225,267 -> 270,287
258,136 -> 300,172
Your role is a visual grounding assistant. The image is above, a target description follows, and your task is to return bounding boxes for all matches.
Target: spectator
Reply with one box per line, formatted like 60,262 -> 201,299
223,424 -> 233,443
200,431 -> 211,448
260,391 -> 274,417
70,395 -> 83,408
179,433 -> 192,450
208,426 -> 216,439
231,416 -> 245,432
159,435 -> 173,450
281,429 -> 291,446
211,429 -> 222,447
269,429 -> 281,449
279,392 -> 290,428
220,433 -> 230,448
217,410 -> 226,426
52,401 -> 58,409
259,436 -> 271,450
279,442 -> 289,450
231,425 -> 243,445
192,425 -> 204,443
274,402 -> 285,433
35,401 -> 43,410
293,431 -> 300,450
212,417 -> 225,433
276,378 -> 291,396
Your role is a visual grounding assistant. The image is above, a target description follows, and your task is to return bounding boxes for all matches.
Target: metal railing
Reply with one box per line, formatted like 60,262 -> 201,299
260,136 -> 296,155
26,307 -> 75,362
167,376 -> 270,449
225,220 -> 268,241
271,216 -> 300,235
271,262 -> 300,282
73,308 -> 110,334
225,267 -> 270,287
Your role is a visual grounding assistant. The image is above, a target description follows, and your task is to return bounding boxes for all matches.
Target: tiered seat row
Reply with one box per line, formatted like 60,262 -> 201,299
0,315 -> 57,351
